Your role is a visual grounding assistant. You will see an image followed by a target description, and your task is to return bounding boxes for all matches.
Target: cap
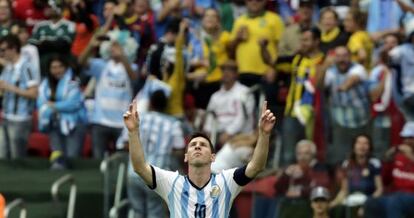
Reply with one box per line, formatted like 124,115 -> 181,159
310,186 -> 330,201
400,122 -> 414,138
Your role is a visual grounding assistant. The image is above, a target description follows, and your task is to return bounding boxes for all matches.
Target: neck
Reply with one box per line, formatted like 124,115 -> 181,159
307,49 -> 320,58
188,165 -> 212,188
10,53 -> 20,64
356,155 -> 367,165
0,19 -> 10,27
300,20 -> 312,29
323,27 -> 336,33
314,213 -> 329,218
248,10 -> 264,18
205,28 -> 219,38
223,81 -> 235,90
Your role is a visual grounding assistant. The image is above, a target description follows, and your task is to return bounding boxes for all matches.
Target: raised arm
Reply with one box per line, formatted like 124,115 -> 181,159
245,101 -> 276,178
123,100 -> 153,186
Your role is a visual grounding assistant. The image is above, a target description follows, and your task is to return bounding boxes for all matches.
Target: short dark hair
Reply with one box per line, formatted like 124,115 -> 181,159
150,89 -> 168,112
0,34 -> 21,53
302,27 -> 321,41
165,18 -> 181,35
187,132 -> 215,153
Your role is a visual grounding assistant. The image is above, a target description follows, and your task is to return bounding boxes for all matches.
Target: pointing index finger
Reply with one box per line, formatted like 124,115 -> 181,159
261,101 -> 268,116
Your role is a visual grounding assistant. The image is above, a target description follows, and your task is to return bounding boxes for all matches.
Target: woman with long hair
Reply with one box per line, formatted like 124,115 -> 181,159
37,54 -> 87,169
330,134 -> 383,217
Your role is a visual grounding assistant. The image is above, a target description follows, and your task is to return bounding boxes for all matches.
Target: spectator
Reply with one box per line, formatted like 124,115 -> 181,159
366,0 -> 402,43
10,21 -> 40,78
365,122 -> 414,218
395,0 -> 414,36
317,46 -> 370,165
0,35 -> 39,159
122,0 -> 156,65
316,0 -> 354,20
158,19 -> 187,117
203,59 -> 255,145
228,0 -> 284,87
216,0 -> 247,32
79,35 -> 138,159
310,186 -> 331,218
343,9 -> 373,70
145,18 -> 180,80
37,55 -> 87,169
187,8 -> 231,109
389,31 -> 414,122
318,7 -> 349,54
330,134 -> 383,217
0,0 -> 16,37
12,0 -> 48,32
123,90 -> 185,217
67,0 -> 100,57
372,33 -> 400,65
275,140 -> 330,218
282,27 -> 324,164
155,0 -> 187,38
28,0 -> 75,75
369,50 -> 393,158
279,0 -> 315,57
276,140 -> 330,199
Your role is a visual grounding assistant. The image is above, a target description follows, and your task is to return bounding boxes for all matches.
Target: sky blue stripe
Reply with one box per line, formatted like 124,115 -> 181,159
168,175 -> 180,218
154,118 -> 165,167
221,174 -> 231,217
211,174 -> 219,218
180,178 -> 190,218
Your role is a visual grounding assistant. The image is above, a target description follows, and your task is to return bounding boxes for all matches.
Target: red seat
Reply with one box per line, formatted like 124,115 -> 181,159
27,132 -> 50,157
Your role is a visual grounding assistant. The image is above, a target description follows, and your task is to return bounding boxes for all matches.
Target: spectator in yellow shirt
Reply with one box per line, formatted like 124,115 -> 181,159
228,0 -> 284,87
187,8 -> 231,109
344,10 -> 373,70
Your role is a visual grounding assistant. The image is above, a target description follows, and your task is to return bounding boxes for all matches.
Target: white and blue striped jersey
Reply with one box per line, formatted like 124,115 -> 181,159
0,56 -> 39,121
150,165 -> 250,218
85,58 -> 137,128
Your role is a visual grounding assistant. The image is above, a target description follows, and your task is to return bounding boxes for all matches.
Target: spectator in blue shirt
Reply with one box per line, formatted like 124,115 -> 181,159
0,34 -> 39,159
37,54 -> 87,169
79,35 -> 138,159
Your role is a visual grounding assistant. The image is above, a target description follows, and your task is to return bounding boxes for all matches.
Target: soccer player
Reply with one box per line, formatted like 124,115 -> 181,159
124,100 -> 276,217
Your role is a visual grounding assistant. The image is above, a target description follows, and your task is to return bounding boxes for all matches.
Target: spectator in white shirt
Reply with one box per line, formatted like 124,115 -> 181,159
203,59 -> 254,146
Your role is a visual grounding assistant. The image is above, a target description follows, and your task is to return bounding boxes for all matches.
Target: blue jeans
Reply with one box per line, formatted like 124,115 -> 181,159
92,124 -> 122,159
49,124 -> 86,158
0,119 -> 32,159
127,174 -> 166,218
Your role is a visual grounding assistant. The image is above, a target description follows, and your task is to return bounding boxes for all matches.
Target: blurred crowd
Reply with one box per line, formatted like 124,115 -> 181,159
0,0 -> 414,217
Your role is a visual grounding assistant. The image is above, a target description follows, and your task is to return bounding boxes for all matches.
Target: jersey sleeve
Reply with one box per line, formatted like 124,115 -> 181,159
221,166 -> 252,201
150,165 -> 180,200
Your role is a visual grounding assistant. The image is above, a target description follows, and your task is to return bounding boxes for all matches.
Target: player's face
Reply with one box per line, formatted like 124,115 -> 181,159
185,137 -> 215,167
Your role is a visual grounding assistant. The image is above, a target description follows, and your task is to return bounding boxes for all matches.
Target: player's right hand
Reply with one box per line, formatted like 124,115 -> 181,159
123,100 -> 140,132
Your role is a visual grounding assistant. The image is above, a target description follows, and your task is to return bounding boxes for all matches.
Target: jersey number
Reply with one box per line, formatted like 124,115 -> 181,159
195,203 -> 206,218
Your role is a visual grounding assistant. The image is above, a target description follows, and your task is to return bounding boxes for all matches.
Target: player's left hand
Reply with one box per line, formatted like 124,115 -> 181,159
258,101 -> 276,135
